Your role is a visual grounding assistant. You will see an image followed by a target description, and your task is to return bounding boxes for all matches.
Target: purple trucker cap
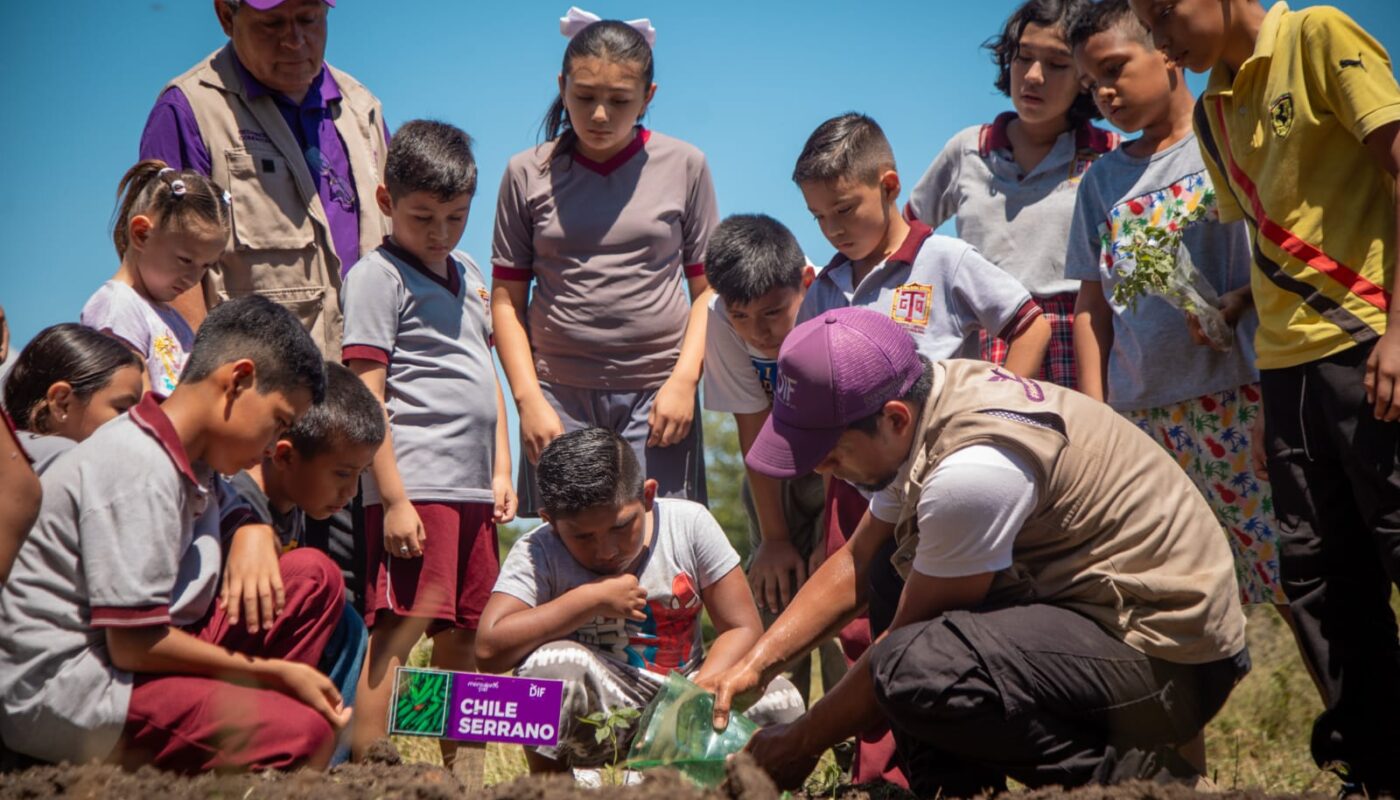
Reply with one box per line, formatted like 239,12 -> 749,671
746,308 -> 922,479
241,0 -> 335,9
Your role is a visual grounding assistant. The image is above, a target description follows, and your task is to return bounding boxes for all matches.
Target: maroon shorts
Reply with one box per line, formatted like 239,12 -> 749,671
364,501 -> 499,633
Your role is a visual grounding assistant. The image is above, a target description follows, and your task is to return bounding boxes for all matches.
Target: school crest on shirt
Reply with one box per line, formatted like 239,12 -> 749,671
1269,94 -> 1294,138
890,283 -> 934,333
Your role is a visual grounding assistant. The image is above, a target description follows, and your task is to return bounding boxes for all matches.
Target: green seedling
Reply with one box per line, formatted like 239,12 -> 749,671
579,706 -> 641,785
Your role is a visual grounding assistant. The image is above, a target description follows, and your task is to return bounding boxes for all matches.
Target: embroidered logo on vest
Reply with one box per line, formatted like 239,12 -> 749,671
987,366 -> 1046,402
890,283 -> 933,332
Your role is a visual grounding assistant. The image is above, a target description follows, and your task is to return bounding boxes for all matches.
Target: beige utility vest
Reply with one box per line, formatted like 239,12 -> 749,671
167,46 -> 390,360
890,360 -> 1247,665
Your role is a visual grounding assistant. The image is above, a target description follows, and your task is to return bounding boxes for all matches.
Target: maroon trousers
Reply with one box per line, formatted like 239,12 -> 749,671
117,549 -> 344,772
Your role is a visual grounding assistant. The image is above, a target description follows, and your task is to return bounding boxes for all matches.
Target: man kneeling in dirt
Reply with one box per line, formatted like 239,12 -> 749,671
706,308 -> 1250,796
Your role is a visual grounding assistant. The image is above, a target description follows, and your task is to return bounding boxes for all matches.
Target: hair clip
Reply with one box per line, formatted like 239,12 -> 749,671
158,167 -> 175,177
559,6 -> 656,47
221,190 -> 232,206
170,179 -> 187,198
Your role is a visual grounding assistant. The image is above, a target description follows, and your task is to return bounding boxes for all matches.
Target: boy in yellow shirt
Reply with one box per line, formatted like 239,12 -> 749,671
1129,0 -> 1400,792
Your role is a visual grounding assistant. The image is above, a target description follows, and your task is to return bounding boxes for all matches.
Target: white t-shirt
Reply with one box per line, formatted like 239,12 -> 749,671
869,444 -> 1039,579
80,280 -> 194,397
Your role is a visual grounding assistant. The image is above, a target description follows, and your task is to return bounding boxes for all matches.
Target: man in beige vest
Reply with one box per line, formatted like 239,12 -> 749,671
139,0 -> 390,361
705,308 -> 1250,795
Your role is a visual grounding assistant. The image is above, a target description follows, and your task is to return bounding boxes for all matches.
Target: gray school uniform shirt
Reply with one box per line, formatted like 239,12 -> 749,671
1064,133 -> 1258,412
490,129 -> 719,391
797,221 -> 1039,361
341,240 -> 497,506
906,115 -> 1118,298
0,395 -> 246,764
493,499 -> 740,677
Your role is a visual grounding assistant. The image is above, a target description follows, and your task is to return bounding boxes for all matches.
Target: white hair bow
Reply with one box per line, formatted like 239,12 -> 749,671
559,6 -> 656,48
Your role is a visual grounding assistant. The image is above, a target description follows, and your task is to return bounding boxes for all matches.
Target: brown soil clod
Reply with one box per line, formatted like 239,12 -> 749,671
721,753 -> 780,800
362,736 -> 404,765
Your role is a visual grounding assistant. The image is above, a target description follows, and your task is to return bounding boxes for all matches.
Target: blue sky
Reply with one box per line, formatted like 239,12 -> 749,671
1,0 -> 1395,451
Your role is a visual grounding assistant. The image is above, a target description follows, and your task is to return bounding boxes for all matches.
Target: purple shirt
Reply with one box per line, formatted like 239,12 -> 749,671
140,48 -> 364,275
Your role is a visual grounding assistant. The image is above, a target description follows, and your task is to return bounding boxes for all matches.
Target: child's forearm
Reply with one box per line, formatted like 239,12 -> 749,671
669,278 -> 713,388
493,380 -> 512,479
106,624 -> 285,684
1002,313 -> 1051,378
476,589 -> 606,673
1072,283 -> 1113,402
491,282 -> 547,409
347,361 -> 412,507
735,411 -> 790,543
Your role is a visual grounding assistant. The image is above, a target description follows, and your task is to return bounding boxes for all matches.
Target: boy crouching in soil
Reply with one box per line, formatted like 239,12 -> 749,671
0,296 -> 347,771
475,428 -> 804,773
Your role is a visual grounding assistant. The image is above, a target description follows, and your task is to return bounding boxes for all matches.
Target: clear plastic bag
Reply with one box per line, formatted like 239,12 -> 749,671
1112,230 -> 1232,352
625,672 -> 758,787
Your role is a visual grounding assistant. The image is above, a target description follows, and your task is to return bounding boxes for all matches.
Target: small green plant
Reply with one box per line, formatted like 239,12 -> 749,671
579,706 -> 641,785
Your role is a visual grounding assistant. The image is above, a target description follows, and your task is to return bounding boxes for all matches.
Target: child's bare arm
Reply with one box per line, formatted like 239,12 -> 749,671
105,625 -> 349,729
1072,282 -> 1113,402
649,276 -> 712,448
474,578 -> 645,673
492,380 -> 516,524
0,426 -> 40,585
220,522 -> 284,634
1002,312 -> 1051,378
692,566 -> 763,685
736,410 -> 808,614
347,359 -> 425,558
1362,121 -> 1400,421
491,280 -> 563,465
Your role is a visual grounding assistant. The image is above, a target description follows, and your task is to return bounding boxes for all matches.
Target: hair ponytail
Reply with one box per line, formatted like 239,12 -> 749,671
111,159 -> 232,259
539,19 -> 655,166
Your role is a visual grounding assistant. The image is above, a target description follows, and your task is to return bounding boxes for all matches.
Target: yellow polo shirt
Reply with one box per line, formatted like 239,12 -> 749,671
1193,2 -> 1400,369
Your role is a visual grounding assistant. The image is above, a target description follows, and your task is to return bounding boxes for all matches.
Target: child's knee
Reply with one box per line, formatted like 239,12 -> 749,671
275,703 -> 337,770
280,548 -> 346,614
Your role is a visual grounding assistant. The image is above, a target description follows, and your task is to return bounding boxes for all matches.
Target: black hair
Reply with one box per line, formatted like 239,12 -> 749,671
2,324 -> 143,433
384,120 -> 478,201
791,113 -> 897,186
180,295 -> 326,404
537,427 -> 644,517
1067,0 -> 1152,50
285,362 -> 385,458
985,0 -> 1103,128
112,159 -> 230,259
846,356 -> 935,436
704,214 -> 807,306
540,20 -> 654,165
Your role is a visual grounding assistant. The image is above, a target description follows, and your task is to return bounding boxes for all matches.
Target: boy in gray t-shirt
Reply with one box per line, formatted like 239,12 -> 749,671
477,428 -> 803,772
1066,4 -> 1286,612
0,296 -> 348,772
341,121 -> 515,762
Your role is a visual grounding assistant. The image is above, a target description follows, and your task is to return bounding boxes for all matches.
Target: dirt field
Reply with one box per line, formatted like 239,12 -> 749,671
0,754 -> 1332,800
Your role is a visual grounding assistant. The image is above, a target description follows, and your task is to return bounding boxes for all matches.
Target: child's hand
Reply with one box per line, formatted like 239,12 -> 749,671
592,574 -> 648,621
748,539 -> 807,614
384,501 -> 426,559
520,396 -> 565,465
648,376 -> 695,448
271,660 -> 352,729
493,475 -> 517,525
220,524 -> 285,634
1366,328 -> 1400,422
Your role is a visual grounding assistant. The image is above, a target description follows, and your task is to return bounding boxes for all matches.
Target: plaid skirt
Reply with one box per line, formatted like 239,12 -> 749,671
979,292 -> 1077,389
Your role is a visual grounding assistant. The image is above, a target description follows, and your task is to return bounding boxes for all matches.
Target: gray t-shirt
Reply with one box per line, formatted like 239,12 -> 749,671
798,221 -> 1038,362
80,280 -> 195,397
702,294 -> 777,415
341,240 -> 497,505
907,116 -> 1118,297
0,395 -> 240,764
1065,133 -> 1258,411
490,129 -> 719,391
17,432 -> 76,476
228,470 -> 304,551
493,499 -> 740,677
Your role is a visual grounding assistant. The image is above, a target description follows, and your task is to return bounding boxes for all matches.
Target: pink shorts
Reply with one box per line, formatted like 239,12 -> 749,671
364,501 -> 499,633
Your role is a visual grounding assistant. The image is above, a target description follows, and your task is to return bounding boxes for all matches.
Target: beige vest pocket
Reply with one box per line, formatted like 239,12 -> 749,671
225,150 -> 315,251
216,285 -> 326,334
